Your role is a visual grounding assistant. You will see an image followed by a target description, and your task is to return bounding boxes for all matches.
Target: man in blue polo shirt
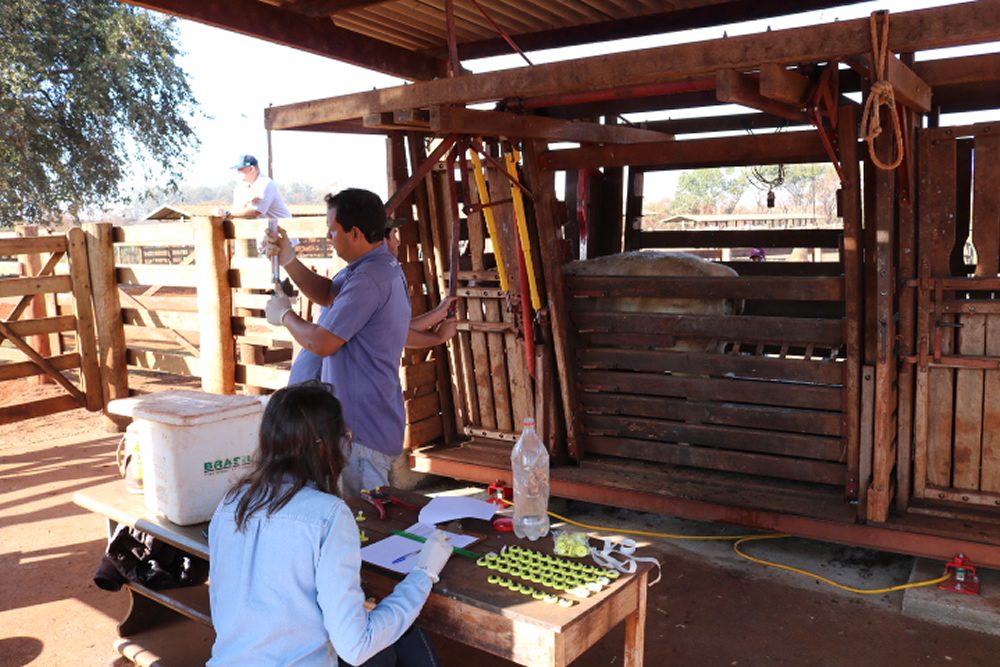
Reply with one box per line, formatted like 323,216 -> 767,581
263,188 -> 410,498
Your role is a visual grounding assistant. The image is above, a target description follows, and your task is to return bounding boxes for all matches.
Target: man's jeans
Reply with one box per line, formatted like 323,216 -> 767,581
339,440 -> 396,499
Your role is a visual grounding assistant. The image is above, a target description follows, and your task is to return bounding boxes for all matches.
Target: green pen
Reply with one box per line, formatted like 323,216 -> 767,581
390,529 -> 480,559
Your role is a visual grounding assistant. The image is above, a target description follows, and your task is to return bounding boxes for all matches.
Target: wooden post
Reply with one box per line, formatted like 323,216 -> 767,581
534,342 -> 565,465
196,216 -> 235,394
623,168 -> 645,252
83,223 -> 130,430
596,117 -> 624,257
839,104 -> 863,509
563,169 -> 581,259
858,365 -> 876,511
232,223 -> 265,395
895,102 -> 921,512
66,227 -> 102,411
15,225 -> 52,385
405,132 -> 458,443
433,163 -> 478,429
521,138 -> 581,461
487,158 -> 533,426
867,110 -> 900,524
406,132 -> 457,445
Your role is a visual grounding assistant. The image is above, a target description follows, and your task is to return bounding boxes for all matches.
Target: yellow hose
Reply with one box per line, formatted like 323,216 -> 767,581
505,499 -> 953,595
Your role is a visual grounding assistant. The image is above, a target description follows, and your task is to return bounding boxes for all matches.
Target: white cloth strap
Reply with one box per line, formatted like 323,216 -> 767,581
589,538 -> 661,585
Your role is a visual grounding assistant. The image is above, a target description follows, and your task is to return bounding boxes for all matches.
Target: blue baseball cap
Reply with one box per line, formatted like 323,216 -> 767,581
231,155 -> 258,169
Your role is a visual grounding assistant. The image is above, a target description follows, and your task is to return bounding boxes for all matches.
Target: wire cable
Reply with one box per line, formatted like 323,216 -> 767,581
500,498 -> 953,593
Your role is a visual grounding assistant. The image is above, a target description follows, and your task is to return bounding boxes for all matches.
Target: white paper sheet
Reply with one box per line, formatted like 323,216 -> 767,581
417,496 -> 497,525
360,523 -> 480,575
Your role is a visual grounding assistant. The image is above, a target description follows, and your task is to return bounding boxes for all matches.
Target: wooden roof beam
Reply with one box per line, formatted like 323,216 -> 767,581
362,109 -> 431,130
885,54 -> 932,112
913,52 -> 1000,114
850,53 -> 932,112
716,69 -> 809,123
759,64 -> 812,107
429,106 -> 674,144
642,112 -> 803,136
285,0 -> 387,18
542,91 -> 720,123
540,129 -> 829,171
647,53 -> 990,131
915,52 -> 1000,87
265,1 -> 1000,130
120,0 -> 444,80
451,0 -> 874,61
363,112 -> 398,130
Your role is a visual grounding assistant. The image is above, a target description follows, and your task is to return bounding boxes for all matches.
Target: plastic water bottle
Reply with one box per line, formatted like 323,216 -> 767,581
511,417 -> 550,540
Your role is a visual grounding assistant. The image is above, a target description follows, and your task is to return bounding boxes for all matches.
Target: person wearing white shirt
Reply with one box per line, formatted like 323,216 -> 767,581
213,154 -> 291,220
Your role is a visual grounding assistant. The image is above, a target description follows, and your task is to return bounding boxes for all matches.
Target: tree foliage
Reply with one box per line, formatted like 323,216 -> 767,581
0,0 -> 199,225
668,164 -> 839,220
669,168 -> 743,215
777,164 -> 839,218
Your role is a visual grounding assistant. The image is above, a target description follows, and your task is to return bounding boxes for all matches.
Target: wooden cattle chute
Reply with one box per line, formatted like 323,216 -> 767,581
242,2 -> 1000,565
0,228 -> 102,425
64,0 -> 1000,564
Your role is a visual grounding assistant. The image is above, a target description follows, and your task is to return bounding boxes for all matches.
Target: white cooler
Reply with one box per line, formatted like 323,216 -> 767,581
108,389 -> 264,525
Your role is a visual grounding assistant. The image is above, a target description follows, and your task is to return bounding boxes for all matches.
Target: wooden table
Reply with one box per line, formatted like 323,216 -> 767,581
75,480 -> 652,667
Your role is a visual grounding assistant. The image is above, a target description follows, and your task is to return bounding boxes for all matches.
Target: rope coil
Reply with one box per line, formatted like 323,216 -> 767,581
860,11 -> 904,170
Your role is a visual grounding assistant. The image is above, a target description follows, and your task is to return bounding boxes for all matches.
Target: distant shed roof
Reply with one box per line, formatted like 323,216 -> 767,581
660,213 -> 821,223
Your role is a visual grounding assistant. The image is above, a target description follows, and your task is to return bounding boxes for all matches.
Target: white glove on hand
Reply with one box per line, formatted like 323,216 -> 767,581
258,227 -> 296,266
413,529 -> 453,583
265,283 -> 293,326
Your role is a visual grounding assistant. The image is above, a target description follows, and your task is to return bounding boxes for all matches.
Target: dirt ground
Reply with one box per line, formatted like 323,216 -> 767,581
4,373 -> 1000,666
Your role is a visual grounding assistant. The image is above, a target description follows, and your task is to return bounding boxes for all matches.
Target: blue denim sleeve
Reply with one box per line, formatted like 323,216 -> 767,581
316,503 -> 433,665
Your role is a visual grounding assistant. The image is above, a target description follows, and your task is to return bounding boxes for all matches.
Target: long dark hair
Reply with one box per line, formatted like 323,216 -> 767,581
227,382 -> 348,531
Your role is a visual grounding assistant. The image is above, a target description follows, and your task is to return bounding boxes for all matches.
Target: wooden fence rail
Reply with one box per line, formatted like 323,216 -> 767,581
0,228 -> 101,426
0,215 -> 453,451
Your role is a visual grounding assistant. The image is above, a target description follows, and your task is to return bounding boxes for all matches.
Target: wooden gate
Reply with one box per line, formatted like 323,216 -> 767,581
909,123 -> 1000,509
0,227 -> 102,425
567,272 -> 849,490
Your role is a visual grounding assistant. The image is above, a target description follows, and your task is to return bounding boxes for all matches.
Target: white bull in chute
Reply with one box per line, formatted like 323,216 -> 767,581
565,250 -> 741,353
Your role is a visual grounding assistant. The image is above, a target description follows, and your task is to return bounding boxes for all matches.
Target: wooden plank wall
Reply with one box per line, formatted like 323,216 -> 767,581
975,131 -> 1000,494
568,228 -> 849,487
913,124 -> 1000,509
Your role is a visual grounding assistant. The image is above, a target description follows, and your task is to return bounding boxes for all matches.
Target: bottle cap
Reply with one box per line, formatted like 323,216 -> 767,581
523,417 -> 535,426
493,517 -> 514,531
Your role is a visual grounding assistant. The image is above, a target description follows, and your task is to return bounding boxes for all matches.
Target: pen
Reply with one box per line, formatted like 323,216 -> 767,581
390,529 -> 480,559
391,550 -> 420,565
